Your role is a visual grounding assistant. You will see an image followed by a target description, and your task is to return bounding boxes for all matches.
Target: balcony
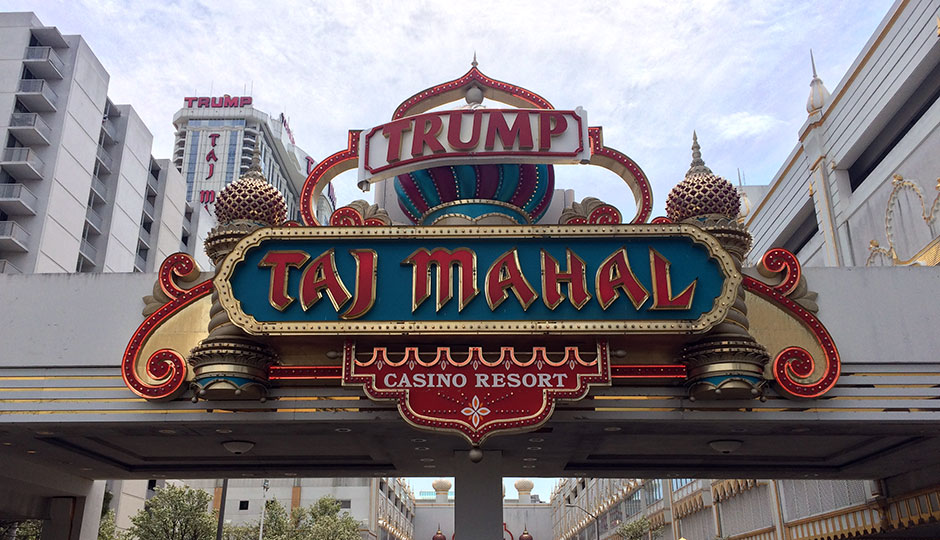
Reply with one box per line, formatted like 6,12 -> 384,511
0,259 -> 22,274
100,118 -> 118,145
16,79 -> 58,112
90,176 -> 108,202
0,221 -> 30,252
79,239 -> 98,263
23,46 -> 64,79
95,145 -> 113,173
135,252 -> 147,271
1,147 -> 45,180
0,184 -> 39,215
8,113 -> 52,145
143,196 -> 156,217
85,206 -> 104,234
138,225 -> 151,247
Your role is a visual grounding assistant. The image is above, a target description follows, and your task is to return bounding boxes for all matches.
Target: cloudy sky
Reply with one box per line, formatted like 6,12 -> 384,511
11,0 -> 894,218
9,0 -> 894,498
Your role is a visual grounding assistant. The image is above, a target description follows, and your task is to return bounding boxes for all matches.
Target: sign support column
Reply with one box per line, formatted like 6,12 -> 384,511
454,450 -> 503,538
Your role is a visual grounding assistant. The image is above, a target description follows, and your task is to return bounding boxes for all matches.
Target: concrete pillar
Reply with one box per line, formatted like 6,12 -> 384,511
454,450 -> 502,539
40,480 -> 104,540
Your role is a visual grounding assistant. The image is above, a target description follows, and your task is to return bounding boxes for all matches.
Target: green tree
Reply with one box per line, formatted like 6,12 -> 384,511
97,509 -> 117,540
222,523 -> 257,540
615,516 -> 663,540
125,484 -> 215,540
0,520 -> 42,540
294,496 -> 360,540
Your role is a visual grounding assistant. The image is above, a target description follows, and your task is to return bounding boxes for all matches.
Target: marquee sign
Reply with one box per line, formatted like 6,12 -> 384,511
214,224 -> 740,336
358,108 -> 591,184
121,64 -> 842,447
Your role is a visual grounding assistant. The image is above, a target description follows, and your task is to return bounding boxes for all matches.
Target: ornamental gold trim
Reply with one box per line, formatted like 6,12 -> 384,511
214,224 -> 741,336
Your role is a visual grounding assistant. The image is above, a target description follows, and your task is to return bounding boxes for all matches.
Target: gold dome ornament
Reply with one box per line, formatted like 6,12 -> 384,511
667,133 -> 769,401
189,155 -> 282,402
665,131 -> 740,222
214,158 -> 287,226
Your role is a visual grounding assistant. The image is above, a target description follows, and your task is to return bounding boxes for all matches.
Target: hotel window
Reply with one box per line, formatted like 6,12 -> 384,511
238,500 -> 249,510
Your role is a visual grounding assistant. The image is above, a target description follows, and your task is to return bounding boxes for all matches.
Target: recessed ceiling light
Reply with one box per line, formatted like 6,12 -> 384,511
284,472 -> 297,477
528,437 -> 544,443
26,450 -> 37,454
334,427 -> 351,433
523,465 -> 536,469
1,442 -> 12,446
523,457 -> 537,462
603,427 -> 621,432
526,446 -> 541,451
410,438 -> 426,443
158,429 -> 176,435
414,446 -> 429,451
423,464 -> 436,469
215,428 -> 233,434
419,458 -> 434,462
80,467 -> 92,471
35,431 -> 55,436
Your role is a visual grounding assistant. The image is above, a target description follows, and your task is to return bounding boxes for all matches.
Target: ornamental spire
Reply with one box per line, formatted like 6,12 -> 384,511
687,131 -> 713,176
471,51 -> 478,68
806,49 -> 831,115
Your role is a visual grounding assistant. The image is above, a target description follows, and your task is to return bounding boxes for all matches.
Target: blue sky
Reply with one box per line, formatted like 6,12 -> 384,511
5,0 -> 896,501
8,0 -> 894,218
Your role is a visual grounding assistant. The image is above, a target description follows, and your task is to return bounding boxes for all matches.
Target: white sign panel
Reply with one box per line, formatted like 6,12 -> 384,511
358,108 -> 590,184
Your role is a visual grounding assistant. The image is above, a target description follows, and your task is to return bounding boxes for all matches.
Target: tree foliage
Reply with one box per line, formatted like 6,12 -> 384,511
0,520 -> 42,540
126,484 -> 215,540
615,516 -> 663,540
223,497 -> 359,540
97,509 -> 119,540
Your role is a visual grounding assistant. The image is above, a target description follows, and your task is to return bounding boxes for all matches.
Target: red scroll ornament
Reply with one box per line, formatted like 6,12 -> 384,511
743,248 -> 840,399
121,253 -> 213,400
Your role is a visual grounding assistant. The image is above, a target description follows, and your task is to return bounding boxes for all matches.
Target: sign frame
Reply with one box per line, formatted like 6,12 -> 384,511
214,224 -> 741,336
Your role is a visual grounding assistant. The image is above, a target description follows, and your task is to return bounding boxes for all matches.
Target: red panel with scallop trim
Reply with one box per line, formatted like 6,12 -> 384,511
343,341 -> 611,444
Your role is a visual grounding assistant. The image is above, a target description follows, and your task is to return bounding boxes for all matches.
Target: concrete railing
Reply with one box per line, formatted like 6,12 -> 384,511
9,112 -> 52,140
17,78 -> 58,106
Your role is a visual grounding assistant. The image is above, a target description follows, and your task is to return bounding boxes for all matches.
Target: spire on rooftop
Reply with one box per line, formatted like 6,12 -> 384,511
687,131 -> 713,176
806,49 -> 831,115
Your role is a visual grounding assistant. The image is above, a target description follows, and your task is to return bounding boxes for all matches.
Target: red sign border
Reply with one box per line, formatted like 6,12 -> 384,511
361,109 -> 586,176
343,340 -> 611,444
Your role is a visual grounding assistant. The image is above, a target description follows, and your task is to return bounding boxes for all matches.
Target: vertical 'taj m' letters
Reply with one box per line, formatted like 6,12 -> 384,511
404,248 -> 478,312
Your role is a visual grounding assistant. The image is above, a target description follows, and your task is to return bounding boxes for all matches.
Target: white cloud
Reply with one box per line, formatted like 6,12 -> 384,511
7,0 -> 896,213
713,112 -> 784,140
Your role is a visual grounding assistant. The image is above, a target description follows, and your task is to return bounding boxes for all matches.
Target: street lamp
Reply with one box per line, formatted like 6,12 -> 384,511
566,503 -> 600,540
257,479 -> 270,540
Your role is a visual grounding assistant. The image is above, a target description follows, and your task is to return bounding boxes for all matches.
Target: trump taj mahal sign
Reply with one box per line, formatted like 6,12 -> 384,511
121,64 -> 840,445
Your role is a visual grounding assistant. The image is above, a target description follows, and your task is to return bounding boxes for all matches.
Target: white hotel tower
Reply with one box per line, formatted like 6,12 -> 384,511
171,97 -> 334,224
0,12 -> 187,274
